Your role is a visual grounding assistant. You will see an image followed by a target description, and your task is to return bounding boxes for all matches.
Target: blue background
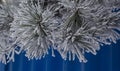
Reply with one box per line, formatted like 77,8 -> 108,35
0,40 -> 120,71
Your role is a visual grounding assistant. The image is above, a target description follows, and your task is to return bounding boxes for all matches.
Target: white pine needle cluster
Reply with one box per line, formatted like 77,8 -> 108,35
10,1 -> 55,60
56,0 -> 120,62
0,0 -> 120,64
0,3 -> 17,64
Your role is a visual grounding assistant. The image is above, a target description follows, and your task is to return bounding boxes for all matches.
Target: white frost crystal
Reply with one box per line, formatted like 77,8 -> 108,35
0,0 -> 25,64
0,4 -> 15,64
10,1 -> 55,60
56,0 -> 120,62
0,0 -> 120,64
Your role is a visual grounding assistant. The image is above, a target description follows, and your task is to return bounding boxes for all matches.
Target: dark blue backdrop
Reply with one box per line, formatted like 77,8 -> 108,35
0,40 -> 120,71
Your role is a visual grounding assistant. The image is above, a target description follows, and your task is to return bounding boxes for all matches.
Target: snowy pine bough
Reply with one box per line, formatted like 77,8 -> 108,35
0,0 -> 120,64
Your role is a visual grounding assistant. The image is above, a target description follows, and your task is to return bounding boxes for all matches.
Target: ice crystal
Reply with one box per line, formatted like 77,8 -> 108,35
0,3 -> 15,64
10,1 -> 56,60
0,0 -> 26,64
55,0 -> 120,62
